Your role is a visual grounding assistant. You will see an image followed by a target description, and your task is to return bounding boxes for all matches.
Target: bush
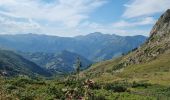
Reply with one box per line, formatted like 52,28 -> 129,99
90,83 -> 102,90
112,63 -> 125,71
10,77 -> 34,87
132,81 -> 151,88
3,84 -> 17,94
93,95 -> 106,100
161,87 -> 170,97
46,86 -> 64,99
17,91 -> 35,100
103,83 -> 127,92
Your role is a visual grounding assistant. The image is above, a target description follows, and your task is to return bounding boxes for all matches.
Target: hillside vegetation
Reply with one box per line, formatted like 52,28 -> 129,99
84,9 -> 170,84
0,50 -> 51,77
81,9 -> 170,99
0,9 -> 170,100
20,50 -> 92,74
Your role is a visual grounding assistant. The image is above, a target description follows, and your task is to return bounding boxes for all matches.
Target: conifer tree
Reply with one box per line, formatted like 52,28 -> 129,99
76,57 -> 81,81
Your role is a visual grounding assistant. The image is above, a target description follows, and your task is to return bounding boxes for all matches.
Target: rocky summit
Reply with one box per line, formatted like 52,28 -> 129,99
150,9 -> 170,37
121,9 -> 170,66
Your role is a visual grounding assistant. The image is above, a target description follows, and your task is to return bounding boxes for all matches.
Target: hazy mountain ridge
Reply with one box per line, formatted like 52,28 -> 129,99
19,50 -> 92,74
0,32 -> 147,62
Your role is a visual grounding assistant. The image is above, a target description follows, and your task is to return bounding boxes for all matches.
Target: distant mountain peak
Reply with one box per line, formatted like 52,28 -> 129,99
0,31 -> 146,62
86,32 -> 105,37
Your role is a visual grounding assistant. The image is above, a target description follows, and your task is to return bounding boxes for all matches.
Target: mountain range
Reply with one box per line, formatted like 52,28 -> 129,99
0,32 -> 147,75
0,33 -> 147,62
0,6 -> 170,100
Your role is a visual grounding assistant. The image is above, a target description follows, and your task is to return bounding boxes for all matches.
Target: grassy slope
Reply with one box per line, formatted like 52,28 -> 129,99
83,50 -> 170,86
83,9 -> 170,86
117,51 -> 170,85
1,47 -> 170,99
79,50 -> 170,99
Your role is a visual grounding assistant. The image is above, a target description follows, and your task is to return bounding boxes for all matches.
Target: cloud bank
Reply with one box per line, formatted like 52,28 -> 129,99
123,0 -> 170,18
0,0 -> 169,36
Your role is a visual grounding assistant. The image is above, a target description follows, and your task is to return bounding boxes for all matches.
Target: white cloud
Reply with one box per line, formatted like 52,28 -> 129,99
0,0 -> 108,35
0,14 -> 41,33
112,17 -> 156,28
123,0 -> 170,18
0,0 -> 106,28
78,20 -> 152,36
0,0 -> 162,37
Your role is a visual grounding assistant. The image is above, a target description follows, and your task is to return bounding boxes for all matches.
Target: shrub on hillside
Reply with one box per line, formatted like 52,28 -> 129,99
112,63 -> 125,71
3,84 -> 17,94
93,94 -> 106,100
103,83 -> 127,92
90,83 -> 102,90
17,91 -> 35,100
46,85 -> 64,99
132,81 -> 151,88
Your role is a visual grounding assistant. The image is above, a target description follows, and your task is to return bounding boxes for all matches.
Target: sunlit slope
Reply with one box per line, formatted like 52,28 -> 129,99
83,9 -> 170,86
84,50 -> 170,85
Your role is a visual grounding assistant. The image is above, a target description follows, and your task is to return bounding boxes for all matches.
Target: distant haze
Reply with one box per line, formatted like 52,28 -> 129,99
0,32 -> 147,62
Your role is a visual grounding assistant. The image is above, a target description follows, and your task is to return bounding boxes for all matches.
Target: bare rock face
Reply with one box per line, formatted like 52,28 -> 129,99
150,9 -> 170,37
117,9 -> 170,68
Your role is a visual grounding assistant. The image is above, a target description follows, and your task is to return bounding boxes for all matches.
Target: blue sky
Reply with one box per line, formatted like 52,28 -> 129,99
0,0 -> 169,37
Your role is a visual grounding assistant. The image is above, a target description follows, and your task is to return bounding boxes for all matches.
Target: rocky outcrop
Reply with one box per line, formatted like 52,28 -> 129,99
150,9 -> 170,37
114,9 -> 170,68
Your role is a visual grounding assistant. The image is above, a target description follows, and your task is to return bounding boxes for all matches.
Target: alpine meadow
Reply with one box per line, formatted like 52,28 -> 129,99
0,0 -> 170,100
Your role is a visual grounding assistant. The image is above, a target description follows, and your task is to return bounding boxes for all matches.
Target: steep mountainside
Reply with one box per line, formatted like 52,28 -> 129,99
0,33 -> 147,62
0,50 -> 52,77
20,50 -> 92,73
121,9 -> 170,66
83,9 -> 170,85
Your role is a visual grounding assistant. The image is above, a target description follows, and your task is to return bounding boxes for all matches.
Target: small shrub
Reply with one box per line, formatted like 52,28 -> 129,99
93,94 -> 106,100
132,81 -> 151,88
46,86 -> 64,99
103,83 -> 127,92
112,63 -> 125,71
90,83 -> 102,90
17,91 -> 35,100
4,84 -> 17,91
11,78 -> 33,87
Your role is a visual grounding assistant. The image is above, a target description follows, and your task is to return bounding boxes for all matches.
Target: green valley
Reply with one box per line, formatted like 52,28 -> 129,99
0,2 -> 170,100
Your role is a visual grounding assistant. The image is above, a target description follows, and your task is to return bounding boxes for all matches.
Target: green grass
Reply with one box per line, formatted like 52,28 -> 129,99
115,52 -> 170,86
1,48 -> 170,99
92,89 -> 156,100
84,51 -> 170,85
80,50 -> 170,99
1,74 -> 170,100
